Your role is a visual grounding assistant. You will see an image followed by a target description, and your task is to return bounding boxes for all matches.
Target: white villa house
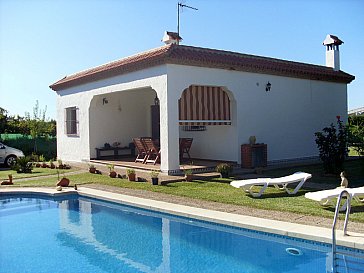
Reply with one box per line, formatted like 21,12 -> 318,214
50,34 -> 354,174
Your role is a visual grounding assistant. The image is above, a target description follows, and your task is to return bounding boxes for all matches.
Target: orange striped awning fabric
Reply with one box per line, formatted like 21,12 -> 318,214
178,85 -> 231,125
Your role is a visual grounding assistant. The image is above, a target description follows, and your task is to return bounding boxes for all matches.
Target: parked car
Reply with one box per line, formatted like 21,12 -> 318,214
0,142 -> 24,167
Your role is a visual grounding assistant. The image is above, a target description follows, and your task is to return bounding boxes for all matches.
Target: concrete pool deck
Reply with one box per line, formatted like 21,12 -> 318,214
1,186 -> 363,251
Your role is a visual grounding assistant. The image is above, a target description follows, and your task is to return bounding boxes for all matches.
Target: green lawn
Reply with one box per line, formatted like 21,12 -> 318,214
6,159 -> 364,223
0,167 -> 76,180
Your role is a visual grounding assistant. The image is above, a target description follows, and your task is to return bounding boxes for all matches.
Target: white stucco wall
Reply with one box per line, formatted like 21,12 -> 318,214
55,65 -> 167,163
167,64 -> 348,163
55,62 -> 348,170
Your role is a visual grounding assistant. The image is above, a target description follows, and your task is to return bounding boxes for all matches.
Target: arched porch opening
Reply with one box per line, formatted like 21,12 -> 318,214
88,87 -> 159,159
178,85 -> 237,163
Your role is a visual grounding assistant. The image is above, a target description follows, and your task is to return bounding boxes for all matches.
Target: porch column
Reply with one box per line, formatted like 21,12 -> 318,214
155,82 -> 180,173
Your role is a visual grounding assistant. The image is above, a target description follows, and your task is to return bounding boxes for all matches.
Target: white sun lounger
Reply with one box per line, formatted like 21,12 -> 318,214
305,186 -> 364,206
230,172 -> 312,197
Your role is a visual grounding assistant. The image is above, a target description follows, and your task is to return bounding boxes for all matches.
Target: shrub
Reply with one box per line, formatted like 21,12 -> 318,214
315,116 -> 348,174
1,134 -> 56,160
11,156 -> 33,173
348,117 -> 364,156
216,163 -> 233,178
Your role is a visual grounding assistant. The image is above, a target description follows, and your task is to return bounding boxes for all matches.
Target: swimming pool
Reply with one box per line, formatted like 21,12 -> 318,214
0,194 -> 363,273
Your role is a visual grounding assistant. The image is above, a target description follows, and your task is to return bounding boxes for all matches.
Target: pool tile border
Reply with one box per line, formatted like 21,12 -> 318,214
1,187 -> 364,250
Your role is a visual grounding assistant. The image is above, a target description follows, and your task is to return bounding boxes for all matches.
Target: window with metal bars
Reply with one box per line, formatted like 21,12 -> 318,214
65,107 -> 79,136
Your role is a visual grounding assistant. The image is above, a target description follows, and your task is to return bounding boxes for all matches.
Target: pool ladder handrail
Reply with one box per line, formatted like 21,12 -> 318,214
331,189 -> 351,273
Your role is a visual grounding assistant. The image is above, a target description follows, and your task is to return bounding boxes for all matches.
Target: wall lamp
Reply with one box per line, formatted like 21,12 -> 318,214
154,94 -> 159,105
265,81 -> 272,92
102,98 -> 108,105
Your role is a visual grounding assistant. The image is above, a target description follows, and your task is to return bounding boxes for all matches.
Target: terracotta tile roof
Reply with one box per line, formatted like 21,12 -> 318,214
50,44 -> 355,91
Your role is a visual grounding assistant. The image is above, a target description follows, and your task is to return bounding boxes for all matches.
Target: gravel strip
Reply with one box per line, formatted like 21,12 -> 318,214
83,183 -> 363,234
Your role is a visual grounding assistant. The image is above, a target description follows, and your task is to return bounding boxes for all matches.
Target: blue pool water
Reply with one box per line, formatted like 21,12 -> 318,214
0,194 -> 363,273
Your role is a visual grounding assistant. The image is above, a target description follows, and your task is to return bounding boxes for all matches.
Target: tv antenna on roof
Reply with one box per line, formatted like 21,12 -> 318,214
177,1 -> 198,38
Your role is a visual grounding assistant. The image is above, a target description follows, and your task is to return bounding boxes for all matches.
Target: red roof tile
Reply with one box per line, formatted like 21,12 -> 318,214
50,44 -> 355,91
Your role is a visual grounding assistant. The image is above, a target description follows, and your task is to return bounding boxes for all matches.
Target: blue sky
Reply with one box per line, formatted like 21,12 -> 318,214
1,0 -> 363,119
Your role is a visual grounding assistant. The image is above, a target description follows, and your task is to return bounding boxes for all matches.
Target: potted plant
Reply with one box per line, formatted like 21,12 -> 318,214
35,155 -> 41,168
57,159 -> 64,169
1,174 -> 13,185
184,168 -> 193,182
126,168 -> 136,181
57,176 -> 70,187
57,169 -> 70,187
150,171 -> 159,185
108,164 -> 117,178
89,164 -> 96,174
216,163 -> 233,178
249,135 -> 256,145
40,155 -> 47,168
49,160 -> 55,169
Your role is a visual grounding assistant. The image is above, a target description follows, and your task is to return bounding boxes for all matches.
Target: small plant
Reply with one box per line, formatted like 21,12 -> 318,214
11,156 -> 33,173
150,171 -> 159,185
183,168 -> 193,175
88,164 -> 96,173
126,168 -> 135,175
30,153 -> 39,162
126,168 -> 136,181
249,135 -> 256,145
57,159 -> 64,169
39,155 -> 47,168
150,171 -> 159,178
183,166 -> 193,181
49,159 -> 55,169
107,164 -> 117,178
216,163 -> 233,178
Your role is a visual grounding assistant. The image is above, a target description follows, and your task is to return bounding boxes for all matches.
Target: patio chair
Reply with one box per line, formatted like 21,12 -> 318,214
230,172 -> 312,197
133,138 -> 148,163
141,137 -> 160,165
179,138 -> 193,161
305,186 -> 364,206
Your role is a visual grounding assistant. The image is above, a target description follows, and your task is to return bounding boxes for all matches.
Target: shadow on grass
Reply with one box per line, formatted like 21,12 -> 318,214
207,177 -> 233,183
246,190 -> 308,199
324,204 -> 364,214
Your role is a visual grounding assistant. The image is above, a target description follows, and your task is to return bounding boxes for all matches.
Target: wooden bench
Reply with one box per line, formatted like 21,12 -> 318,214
95,147 -> 134,159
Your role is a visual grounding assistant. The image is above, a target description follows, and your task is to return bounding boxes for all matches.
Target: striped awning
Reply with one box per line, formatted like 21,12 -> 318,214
179,85 -> 231,125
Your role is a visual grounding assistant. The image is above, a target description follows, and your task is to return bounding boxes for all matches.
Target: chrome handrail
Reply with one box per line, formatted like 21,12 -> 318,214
332,190 -> 351,273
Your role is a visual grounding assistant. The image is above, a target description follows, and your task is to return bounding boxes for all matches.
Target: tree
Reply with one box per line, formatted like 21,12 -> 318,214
348,115 -> 364,156
25,101 -> 49,153
0,107 -> 7,134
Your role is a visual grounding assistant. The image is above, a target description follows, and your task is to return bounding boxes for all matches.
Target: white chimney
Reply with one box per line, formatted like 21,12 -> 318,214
162,31 -> 182,45
323,34 -> 343,71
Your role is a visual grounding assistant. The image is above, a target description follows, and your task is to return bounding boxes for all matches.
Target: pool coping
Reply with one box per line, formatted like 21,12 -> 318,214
1,186 -> 364,251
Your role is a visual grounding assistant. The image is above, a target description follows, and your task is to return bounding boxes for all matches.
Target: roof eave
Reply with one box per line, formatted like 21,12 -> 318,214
50,44 -> 355,91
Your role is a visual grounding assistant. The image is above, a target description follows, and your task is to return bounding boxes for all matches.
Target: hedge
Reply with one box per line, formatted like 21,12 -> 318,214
0,134 -> 56,160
